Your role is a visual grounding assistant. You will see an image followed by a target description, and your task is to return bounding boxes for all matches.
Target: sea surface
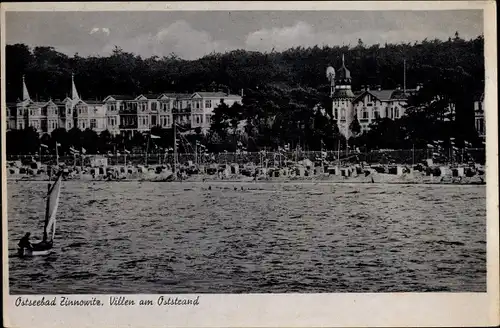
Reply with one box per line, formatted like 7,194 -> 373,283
7,181 -> 486,294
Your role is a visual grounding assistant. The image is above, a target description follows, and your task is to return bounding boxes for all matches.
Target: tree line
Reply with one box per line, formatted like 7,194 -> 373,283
6,32 -> 485,155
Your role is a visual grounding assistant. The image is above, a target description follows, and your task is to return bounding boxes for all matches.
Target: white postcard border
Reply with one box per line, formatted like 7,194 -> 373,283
1,2 -> 498,328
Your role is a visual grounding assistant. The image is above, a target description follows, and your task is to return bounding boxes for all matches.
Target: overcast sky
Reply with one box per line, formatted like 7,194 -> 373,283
6,10 -> 483,60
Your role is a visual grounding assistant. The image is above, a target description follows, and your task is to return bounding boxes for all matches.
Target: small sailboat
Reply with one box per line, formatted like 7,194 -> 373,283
17,171 -> 63,257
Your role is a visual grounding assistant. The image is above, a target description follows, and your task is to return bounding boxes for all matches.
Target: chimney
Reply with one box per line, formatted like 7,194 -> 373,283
240,88 -> 244,97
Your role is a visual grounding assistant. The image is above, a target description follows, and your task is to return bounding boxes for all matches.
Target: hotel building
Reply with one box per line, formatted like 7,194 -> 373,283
328,55 -> 418,138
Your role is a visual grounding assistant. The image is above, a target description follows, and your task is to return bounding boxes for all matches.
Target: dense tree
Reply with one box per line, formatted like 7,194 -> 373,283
349,115 -> 361,137
5,33 -> 484,153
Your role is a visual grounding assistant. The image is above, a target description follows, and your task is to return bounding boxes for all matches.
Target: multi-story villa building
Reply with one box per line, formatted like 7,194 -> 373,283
66,76 -> 107,133
4,76 -> 240,137
328,56 -> 417,137
190,91 -> 243,132
102,95 -> 135,136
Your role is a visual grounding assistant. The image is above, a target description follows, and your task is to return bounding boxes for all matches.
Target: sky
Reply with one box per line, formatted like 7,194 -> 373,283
5,10 -> 483,60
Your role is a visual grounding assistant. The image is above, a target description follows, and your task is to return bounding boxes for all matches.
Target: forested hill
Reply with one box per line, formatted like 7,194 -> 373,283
6,33 -> 484,102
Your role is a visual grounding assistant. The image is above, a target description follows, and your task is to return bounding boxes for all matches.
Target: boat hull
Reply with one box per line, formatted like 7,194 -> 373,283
18,240 -> 53,257
17,248 -> 52,257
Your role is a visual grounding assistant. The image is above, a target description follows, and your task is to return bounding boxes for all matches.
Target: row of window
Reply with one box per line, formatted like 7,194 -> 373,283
192,114 -> 213,125
333,107 -> 401,120
475,118 -> 485,135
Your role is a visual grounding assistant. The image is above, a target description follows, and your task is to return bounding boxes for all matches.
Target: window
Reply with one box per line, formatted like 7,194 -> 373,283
374,110 -> 380,119
195,115 -> 200,124
152,102 -> 157,111
90,119 -> 97,129
205,100 -> 212,108
362,108 -> 369,119
205,114 -> 212,123
340,108 -> 346,120
395,108 -> 400,118
30,109 -> 33,116
151,116 -> 157,126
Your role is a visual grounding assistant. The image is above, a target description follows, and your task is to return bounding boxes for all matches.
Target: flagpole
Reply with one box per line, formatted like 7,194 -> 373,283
173,122 -> 177,175
55,142 -> 59,166
412,143 -> 415,166
195,142 -> 198,166
39,146 -> 42,164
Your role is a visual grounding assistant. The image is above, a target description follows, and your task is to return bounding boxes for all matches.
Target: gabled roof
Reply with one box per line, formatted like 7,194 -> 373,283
103,95 -> 135,102
353,89 -> 412,102
135,94 -> 162,100
158,93 -> 191,100
192,92 -> 241,99
84,100 -> 104,105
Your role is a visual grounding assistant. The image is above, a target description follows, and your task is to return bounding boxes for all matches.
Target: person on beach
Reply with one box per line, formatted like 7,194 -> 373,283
18,232 -> 33,251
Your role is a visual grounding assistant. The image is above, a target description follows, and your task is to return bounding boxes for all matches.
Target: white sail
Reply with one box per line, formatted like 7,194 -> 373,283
44,174 -> 62,241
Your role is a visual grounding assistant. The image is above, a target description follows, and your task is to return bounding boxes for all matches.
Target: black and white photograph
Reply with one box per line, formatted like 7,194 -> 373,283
2,2 -> 498,328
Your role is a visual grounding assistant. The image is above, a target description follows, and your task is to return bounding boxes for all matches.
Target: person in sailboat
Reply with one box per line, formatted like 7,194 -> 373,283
18,232 -> 33,251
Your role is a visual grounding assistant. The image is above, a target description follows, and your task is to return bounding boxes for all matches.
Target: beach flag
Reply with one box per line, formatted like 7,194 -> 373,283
284,144 -> 290,151
81,148 -> 86,154
151,134 -> 161,139
107,151 -> 113,155
427,144 -> 434,148
117,152 -> 121,156
464,141 -> 472,147
56,142 -> 61,147
452,146 -> 458,150
450,137 -> 455,141
321,151 -> 327,158
124,149 -> 130,154
482,141 -> 486,145
70,147 -> 77,153
40,144 -> 48,148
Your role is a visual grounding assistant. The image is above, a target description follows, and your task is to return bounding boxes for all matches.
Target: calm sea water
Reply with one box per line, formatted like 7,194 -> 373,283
7,181 -> 486,294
